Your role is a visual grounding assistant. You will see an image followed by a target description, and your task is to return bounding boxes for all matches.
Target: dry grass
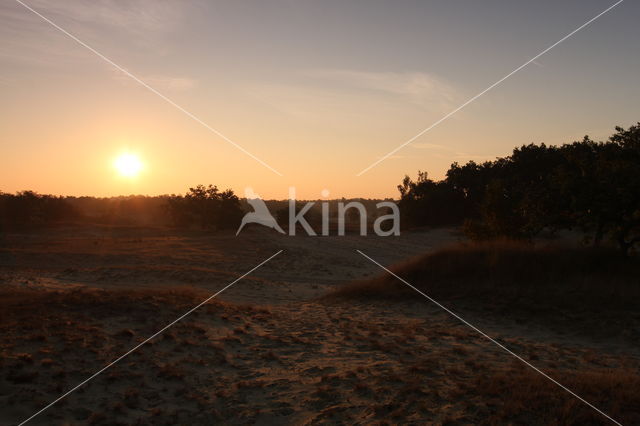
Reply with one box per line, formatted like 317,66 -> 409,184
319,242 -> 640,424
326,242 -> 640,310
474,364 -> 640,425
2,237 -> 639,424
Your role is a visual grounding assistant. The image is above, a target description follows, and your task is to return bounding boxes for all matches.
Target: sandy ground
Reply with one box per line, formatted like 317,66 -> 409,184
0,225 -> 463,304
1,225 -> 639,425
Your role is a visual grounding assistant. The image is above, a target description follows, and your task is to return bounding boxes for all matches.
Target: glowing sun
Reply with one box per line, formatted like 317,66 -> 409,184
114,153 -> 143,177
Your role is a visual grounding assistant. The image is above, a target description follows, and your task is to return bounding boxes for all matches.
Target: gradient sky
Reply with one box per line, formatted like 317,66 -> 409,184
1,0 -> 639,199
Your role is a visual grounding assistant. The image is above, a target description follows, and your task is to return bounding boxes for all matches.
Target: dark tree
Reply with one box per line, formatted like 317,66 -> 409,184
399,123 -> 640,254
165,185 -> 243,230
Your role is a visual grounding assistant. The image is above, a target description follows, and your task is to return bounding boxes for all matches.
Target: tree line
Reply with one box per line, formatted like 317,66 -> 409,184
0,185 -> 243,231
0,185 -> 394,233
398,124 -> 640,254
2,123 -> 639,252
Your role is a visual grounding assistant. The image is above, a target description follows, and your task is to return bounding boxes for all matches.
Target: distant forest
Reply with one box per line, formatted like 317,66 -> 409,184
399,124 -> 640,253
0,185 -> 244,231
2,124 -> 639,253
0,185 -> 388,232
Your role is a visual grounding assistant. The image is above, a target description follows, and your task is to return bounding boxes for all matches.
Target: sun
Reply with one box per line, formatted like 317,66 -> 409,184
114,153 -> 143,177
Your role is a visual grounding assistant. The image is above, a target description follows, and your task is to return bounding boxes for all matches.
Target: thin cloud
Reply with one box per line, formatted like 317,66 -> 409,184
412,142 -> 450,150
23,0 -> 183,33
411,141 -> 497,162
112,71 -> 197,91
146,76 -> 197,91
379,154 -> 404,160
247,70 -> 461,124
248,82 -> 401,122
309,69 -> 460,112
452,152 -> 497,161
0,0 -> 185,66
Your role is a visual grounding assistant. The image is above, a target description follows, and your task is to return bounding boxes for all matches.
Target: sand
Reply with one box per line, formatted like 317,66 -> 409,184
1,225 -> 638,425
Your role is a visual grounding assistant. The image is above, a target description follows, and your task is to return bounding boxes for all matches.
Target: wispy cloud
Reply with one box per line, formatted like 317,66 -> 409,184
247,69 -> 461,124
145,76 -> 197,91
112,71 -> 197,91
412,141 -> 496,162
411,142 -> 450,150
21,0 -> 183,34
309,69 -> 460,112
0,0 -> 185,67
383,154 -> 405,160
247,83 -> 366,122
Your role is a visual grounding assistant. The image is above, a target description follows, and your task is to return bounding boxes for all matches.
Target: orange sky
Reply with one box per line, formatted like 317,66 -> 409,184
1,1 -> 638,199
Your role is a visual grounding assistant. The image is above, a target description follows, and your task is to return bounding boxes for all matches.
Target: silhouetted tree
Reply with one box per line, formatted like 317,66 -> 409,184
165,185 -> 243,230
0,191 -> 80,230
397,171 -> 466,228
399,123 -> 640,254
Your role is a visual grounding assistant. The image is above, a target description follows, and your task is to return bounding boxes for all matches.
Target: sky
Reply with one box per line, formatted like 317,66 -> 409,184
1,0 -> 639,199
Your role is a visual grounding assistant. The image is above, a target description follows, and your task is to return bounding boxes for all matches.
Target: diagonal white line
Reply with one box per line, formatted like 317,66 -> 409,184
13,0 -> 283,177
356,249 -> 622,426
18,249 -> 284,426
356,0 -> 624,176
